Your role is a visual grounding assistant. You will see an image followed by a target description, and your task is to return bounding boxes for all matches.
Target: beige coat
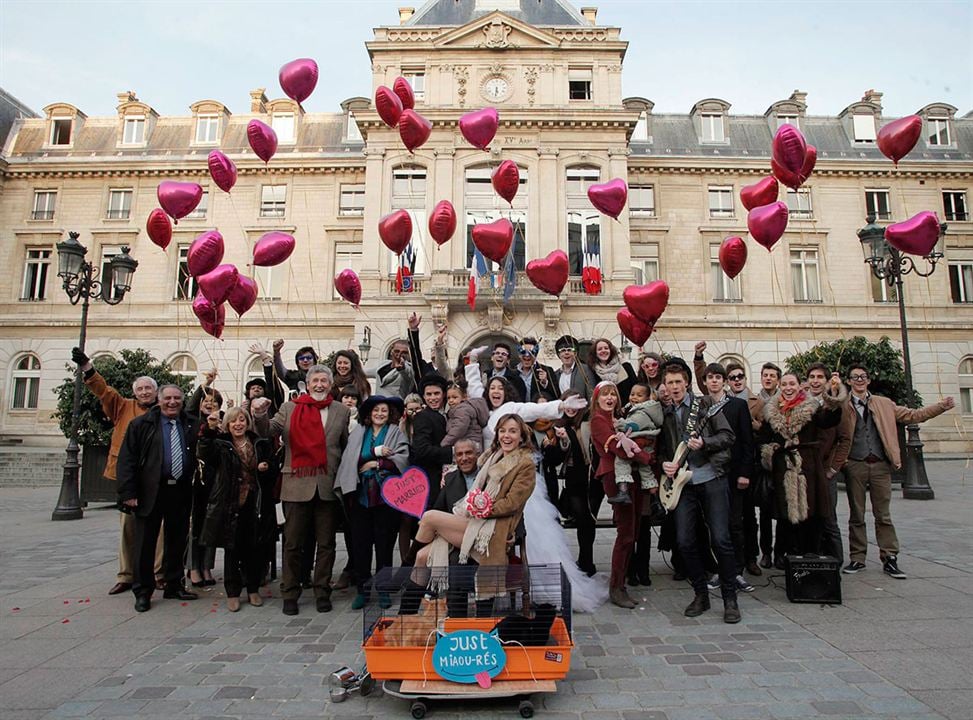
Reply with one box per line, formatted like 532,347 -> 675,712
840,394 -> 950,470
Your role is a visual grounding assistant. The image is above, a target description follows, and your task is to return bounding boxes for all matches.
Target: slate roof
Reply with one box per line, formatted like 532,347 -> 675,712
0,87 -> 38,150
407,0 -> 587,26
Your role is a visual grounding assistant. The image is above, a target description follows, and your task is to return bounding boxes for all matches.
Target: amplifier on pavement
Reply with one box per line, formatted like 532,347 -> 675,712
784,555 -> 842,604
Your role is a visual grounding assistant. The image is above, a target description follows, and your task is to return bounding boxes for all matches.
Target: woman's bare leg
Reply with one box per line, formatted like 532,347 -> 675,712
416,510 -> 470,548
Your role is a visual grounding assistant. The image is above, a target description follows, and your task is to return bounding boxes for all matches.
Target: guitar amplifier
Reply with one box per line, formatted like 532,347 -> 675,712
784,555 -> 842,604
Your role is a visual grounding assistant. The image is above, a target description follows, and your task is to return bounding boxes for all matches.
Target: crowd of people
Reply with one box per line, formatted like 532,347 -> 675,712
75,317 -> 955,624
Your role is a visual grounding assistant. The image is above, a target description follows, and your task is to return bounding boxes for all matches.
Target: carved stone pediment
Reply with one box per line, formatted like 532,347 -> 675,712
433,11 -> 560,50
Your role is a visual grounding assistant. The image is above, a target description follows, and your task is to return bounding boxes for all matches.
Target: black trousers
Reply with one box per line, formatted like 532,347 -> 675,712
224,494 -> 262,597
133,482 -> 191,598
349,501 -> 400,594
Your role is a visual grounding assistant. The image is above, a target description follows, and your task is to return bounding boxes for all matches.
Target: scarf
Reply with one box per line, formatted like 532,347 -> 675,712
731,387 -> 751,401
289,394 -> 332,477
594,357 -> 625,384
780,390 -> 807,414
359,423 -> 390,507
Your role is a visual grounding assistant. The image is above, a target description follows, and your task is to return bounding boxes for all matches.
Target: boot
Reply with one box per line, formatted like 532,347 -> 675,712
402,539 -> 430,567
609,586 -> 636,609
399,580 -> 426,615
684,592 -> 711,617
723,595 -> 741,624
607,485 -> 632,505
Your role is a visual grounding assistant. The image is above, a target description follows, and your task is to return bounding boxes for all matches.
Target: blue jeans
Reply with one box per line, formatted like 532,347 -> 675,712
674,477 -> 738,599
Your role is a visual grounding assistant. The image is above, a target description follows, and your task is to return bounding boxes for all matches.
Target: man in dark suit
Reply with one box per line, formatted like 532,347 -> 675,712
431,438 -> 480,512
117,384 -> 201,613
509,336 -> 558,402
539,335 -> 595,401
410,374 -> 453,492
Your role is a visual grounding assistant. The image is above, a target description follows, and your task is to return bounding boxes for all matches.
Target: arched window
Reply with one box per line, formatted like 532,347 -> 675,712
10,354 -> 41,410
960,357 -> 973,415
243,355 -> 265,394
168,353 -> 197,383
718,354 -> 748,376
89,351 -> 116,362
465,164 -> 528,271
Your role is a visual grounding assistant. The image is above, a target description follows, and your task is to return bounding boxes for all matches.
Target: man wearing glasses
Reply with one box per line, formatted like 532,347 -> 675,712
481,342 -> 514,385
511,336 -> 557,402
272,340 -> 319,392
539,335 -> 595,401
841,364 -> 954,579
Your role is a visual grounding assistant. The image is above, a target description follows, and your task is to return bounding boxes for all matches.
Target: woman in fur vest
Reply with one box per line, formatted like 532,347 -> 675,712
759,372 -> 846,556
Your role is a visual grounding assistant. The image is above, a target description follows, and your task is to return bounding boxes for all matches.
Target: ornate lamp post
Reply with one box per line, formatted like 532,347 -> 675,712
857,215 -> 946,500
618,333 -> 632,362
357,326 -> 372,364
52,232 -> 138,521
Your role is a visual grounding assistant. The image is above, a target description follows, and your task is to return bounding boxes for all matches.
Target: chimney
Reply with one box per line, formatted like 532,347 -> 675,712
250,88 -> 268,113
789,90 -> 807,106
399,6 -> 414,24
581,7 -> 597,24
116,91 -> 137,105
861,89 -> 883,109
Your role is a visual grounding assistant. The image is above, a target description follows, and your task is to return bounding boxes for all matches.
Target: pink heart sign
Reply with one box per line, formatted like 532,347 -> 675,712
381,466 -> 430,518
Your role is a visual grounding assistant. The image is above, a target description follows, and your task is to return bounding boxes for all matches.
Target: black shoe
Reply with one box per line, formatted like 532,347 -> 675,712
636,571 -> 652,587
883,556 -> 907,579
842,561 -> 866,574
316,596 -> 333,613
746,562 -> 762,577
607,487 -> 632,505
684,592 -> 711,617
577,561 -> 596,578
759,553 -> 772,569
134,596 -> 151,613
627,573 -> 640,587
163,586 -> 199,600
672,571 -> 686,582
773,556 -> 785,570
282,599 -> 299,616
723,597 -> 741,624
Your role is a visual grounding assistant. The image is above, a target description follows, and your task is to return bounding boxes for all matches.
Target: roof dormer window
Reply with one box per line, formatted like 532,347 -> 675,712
777,114 -> 799,130
122,116 -> 145,145
271,112 -> 295,144
701,113 -> 724,142
853,114 -> 876,142
50,117 -> 72,146
195,114 -> 220,144
927,117 -> 951,146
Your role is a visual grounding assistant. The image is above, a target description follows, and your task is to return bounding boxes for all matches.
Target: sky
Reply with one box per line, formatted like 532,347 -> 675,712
1,0 -> 970,119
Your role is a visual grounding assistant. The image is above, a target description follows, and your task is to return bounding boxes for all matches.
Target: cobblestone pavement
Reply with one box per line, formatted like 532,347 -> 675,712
1,459 -> 970,720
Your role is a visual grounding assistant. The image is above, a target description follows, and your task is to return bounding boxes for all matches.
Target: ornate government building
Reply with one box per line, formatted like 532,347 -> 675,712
0,0 -> 971,453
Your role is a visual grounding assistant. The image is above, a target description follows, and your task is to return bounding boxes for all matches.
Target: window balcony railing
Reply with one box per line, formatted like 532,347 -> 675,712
30,210 -> 55,220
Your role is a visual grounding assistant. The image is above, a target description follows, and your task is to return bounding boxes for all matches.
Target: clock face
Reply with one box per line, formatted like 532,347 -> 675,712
482,77 -> 510,103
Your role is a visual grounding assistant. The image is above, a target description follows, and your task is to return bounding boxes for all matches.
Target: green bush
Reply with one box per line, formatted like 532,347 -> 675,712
785,336 -> 921,408
53,349 -> 194,446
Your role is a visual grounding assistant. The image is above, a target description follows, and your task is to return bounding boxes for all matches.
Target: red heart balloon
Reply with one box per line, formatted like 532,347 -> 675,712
379,209 -> 413,255
398,109 -> 431,153
472,218 -> 513,264
375,85 -> 403,128
393,76 -> 415,110
459,107 -> 498,151
772,124 -> 807,175
747,201 -> 789,251
771,157 -> 802,191
740,176 -> 779,211
247,119 -> 278,163
198,264 -> 239,305
278,58 -> 318,104
187,230 -> 224,277
718,236 -> 748,279
525,249 -> 569,296
145,208 -> 172,250
800,145 -> 817,183
253,231 -> 296,267
885,211 -> 941,256
157,181 -> 203,222
227,275 -> 257,316
192,295 -> 226,339
877,115 -> 922,166
587,178 -> 628,220
623,280 -> 670,324
428,200 -> 457,247
617,308 -> 654,347
207,150 -> 237,194
491,160 -> 520,204
334,268 -> 362,307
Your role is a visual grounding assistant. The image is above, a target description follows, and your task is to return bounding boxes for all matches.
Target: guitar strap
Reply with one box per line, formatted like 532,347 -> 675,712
680,395 -> 702,442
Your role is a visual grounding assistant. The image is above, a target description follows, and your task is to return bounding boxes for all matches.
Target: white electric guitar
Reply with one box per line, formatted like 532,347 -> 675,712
659,439 -> 693,511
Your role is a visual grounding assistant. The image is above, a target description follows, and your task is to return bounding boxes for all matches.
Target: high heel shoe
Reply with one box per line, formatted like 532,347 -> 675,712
188,572 -> 205,588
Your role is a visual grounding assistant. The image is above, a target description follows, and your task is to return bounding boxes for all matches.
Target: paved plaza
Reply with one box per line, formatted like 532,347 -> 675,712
1,458 -> 971,720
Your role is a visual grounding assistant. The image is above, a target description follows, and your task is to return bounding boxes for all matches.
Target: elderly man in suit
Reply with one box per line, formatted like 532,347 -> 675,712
252,365 -> 350,615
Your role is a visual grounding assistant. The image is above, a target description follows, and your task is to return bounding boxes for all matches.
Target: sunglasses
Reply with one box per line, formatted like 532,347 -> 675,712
518,346 -> 537,357
849,374 -> 868,381
728,374 -> 745,381
297,354 -> 315,362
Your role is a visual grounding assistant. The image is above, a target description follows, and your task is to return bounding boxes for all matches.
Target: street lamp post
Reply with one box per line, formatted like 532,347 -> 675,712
52,231 -> 138,521
357,326 -> 372,364
857,215 -> 946,500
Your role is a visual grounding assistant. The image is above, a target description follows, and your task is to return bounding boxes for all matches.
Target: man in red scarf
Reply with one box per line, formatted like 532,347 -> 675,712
253,365 -> 350,616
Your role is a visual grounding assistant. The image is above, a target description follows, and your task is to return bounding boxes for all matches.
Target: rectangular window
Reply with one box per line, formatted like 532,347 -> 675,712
853,114 -> 876,142
195,114 -> 220,144
12,365 -> 40,410
21,248 -> 51,301
122,116 -> 145,145
791,248 -> 822,303
107,189 -> 132,219
568,68 -> 592,101
632,112 -> 649,141
387,208 -> 427,277
50,117 -> 72,145
347,112 -> 363,142
786,188 -> 813,219
567,212 -> 601,276
629,185 -> 655,217
949,262 -> 973,303
701,114 -> 725,142
31,190 -> 56,220
928,117 -> 951,146
962,386 -> 973,415
260,185 -> 286,218
565,167 -> 600,195
710,244 -> 742,302
777,115 -> 799,129
870,273 -> 898,303
339,184 -> 365,216
466,212 -> 526,272
185,190 -> 209,219
253,264 -> 284,300
865,189 -> 892,221
271,113 -> 295,144
333,245 -> 363,301
100,247 -> 122,303
176,245 -> 198,299
630,257 -> 659,285
403,71 -> 426,102
393,167 -> 427,197
708,185 -> 734,218
943,191 -> 968,222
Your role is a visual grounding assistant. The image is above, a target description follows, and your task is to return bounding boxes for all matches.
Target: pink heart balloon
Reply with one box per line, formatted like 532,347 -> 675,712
587,178 -> 628,219
616,308 -> 654,347
227,275 -> 257,316
800,145 -> 817,183
197,264 -> 239,305
398,109 -> 431,153
253,231 -> 295,266
375,85 -> 403,128
718,236 -> 748,279
877,115 -> 922,166
145,208 -> 172,250
885,211 -> 942,256
459,107 -> 499,151
192,295 -> 225,339
772,124 -> 807,175
525,249 -> 569,296
747,201 -> 789,251
334,268 -> 362,307
157,181 -> 203,222
771,157 -> 801,191
279,58 -> 318,104
187,230 -> 225,277
623,280 -> 670,324
491,160 -> 520,205
380,466 -> 430,518
740,176 -> 779,211
207,150 -> 237,194
378,210 -> 413,255
247,119 -> 278,163
472,218 -> 514,264
393,77 -> 415,110
428,200 -> 457,247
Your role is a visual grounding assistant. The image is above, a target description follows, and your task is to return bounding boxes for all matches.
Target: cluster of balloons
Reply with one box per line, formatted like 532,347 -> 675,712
375,77 -> 431,153
617,280 -> 670,347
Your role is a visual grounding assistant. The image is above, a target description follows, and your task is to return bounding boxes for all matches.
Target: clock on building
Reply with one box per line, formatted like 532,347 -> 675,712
481,75 -> 511,103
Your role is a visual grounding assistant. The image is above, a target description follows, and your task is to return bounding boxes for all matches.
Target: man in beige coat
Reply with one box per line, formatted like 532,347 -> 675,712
252,365 -> 349,615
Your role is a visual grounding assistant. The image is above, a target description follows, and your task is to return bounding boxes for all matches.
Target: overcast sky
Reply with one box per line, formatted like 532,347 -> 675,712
1,0 -> 970,119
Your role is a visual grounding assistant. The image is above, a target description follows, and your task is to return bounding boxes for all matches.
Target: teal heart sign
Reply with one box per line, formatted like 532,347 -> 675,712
432,630 -> 506,687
